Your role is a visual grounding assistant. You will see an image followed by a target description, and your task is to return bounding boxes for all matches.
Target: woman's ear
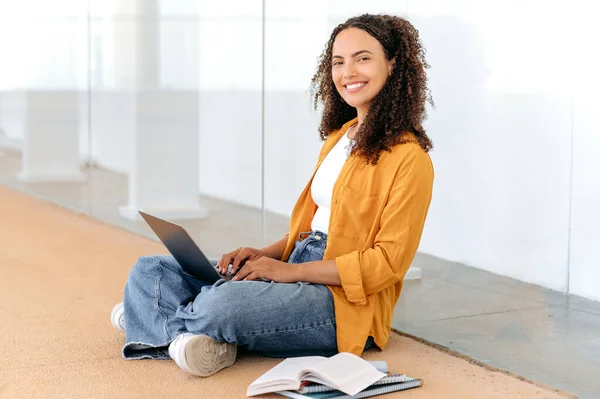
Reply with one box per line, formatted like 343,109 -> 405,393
388,56 -> 397,75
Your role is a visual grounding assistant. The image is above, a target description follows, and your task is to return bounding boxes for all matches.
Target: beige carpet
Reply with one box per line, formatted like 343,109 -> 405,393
0,185 -> 577,399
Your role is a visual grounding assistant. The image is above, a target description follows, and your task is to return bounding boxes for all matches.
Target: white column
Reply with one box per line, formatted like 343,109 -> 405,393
119,90 -> 208,219
18,91 -> 86,182
118,0 -> 207,220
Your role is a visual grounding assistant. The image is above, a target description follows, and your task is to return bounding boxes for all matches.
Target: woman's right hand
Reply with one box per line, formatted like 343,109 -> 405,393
217,247 -> 268,275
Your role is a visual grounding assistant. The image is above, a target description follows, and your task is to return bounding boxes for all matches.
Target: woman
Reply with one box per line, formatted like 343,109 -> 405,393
112,13 -> 434,377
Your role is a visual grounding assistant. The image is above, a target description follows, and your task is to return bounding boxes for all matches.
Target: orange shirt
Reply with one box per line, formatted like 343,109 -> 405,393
281,117 -> 434,355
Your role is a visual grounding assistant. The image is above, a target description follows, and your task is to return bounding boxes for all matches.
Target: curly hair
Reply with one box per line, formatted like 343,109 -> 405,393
310,14 -> 434,165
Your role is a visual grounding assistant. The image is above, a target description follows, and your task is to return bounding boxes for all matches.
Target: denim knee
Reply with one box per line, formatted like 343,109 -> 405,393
178,281 -> 240,339
189,281 -> 232,319
128,255 -> 176,281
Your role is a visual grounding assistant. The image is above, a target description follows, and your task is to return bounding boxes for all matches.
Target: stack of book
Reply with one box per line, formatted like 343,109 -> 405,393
247,353 -> 422,398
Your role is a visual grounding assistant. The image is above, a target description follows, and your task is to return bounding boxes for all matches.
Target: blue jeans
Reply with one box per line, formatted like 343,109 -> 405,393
122,230 -> 338,360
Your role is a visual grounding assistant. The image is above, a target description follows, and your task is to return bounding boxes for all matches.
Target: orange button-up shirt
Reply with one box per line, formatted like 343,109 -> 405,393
281,117 -> 434,355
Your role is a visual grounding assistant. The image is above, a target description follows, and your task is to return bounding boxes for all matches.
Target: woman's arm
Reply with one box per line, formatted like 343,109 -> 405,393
219,234 -> 289,274
334,146 -> 434,304
232,257 -> 342,285
233,232 -> 343,284
295,259 -> 342,286
260,234 -> 289,260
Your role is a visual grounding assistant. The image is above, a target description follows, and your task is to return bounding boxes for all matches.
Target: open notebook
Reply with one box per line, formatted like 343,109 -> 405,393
247,353 -> 385,397
247,353 -> 422,398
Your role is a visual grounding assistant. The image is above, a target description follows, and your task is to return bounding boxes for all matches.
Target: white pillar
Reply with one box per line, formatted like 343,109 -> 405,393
119,90 -> 208,219
18,91 -> 86,182
118,0 -> 207,220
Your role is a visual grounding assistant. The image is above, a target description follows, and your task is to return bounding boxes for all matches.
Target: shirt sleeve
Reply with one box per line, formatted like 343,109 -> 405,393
334,144 -> 434,304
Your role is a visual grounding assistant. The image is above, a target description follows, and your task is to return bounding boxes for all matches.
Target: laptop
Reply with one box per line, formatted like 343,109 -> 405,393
138,211 -> 234,283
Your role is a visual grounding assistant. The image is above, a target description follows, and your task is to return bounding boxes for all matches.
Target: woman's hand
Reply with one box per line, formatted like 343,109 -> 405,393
232,257 -> 300,283
217,247 -> 267,275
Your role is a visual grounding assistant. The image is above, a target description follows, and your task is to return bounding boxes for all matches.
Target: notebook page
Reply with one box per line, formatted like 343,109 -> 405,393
250,356 -> 326,386
304,353 -> 385,396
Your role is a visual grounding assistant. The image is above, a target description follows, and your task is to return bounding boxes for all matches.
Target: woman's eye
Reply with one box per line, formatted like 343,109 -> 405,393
332,61 -> 342,66
358,57 -> 369,62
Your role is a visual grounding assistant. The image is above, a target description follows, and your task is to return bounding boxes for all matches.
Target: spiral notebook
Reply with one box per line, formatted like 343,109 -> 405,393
275,373 -> 423,399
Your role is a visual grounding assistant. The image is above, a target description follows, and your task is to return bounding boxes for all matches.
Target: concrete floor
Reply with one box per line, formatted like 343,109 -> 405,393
1,150 -> 599,398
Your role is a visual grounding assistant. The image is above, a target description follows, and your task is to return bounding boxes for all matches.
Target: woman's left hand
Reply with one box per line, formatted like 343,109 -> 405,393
232,257 -> 300,283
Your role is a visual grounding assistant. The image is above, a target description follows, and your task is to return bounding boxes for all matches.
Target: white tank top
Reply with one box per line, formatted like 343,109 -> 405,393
311,129 -> 354,234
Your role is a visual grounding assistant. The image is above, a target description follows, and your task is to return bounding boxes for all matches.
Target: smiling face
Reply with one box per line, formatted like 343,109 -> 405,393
331,27 -> 395,119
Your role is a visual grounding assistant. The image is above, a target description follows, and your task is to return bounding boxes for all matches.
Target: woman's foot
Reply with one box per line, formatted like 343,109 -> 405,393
168,333 -> 237,377
111,302 -> 125,332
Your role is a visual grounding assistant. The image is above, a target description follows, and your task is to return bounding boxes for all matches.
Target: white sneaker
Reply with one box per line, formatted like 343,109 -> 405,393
111,302 -> 125,332
168,333 -> 237,377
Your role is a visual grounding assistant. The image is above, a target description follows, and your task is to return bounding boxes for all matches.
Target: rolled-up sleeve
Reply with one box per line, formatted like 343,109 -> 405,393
335,145 -> 434,304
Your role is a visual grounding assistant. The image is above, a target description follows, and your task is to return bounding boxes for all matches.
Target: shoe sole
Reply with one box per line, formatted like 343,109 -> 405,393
184,335 -> 237,377
111,303 -> 125,332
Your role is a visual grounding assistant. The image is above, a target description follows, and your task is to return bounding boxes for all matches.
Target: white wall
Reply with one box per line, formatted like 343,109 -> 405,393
409,7 -> 574,291
570,98 -> 600,301
568,4 -> 600,299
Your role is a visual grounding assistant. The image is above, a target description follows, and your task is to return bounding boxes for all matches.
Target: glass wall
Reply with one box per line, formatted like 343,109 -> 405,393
84,0 -> 265,258
0,0 -> 598,299
0,1 -> 90,213
0,0 -> 266,260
